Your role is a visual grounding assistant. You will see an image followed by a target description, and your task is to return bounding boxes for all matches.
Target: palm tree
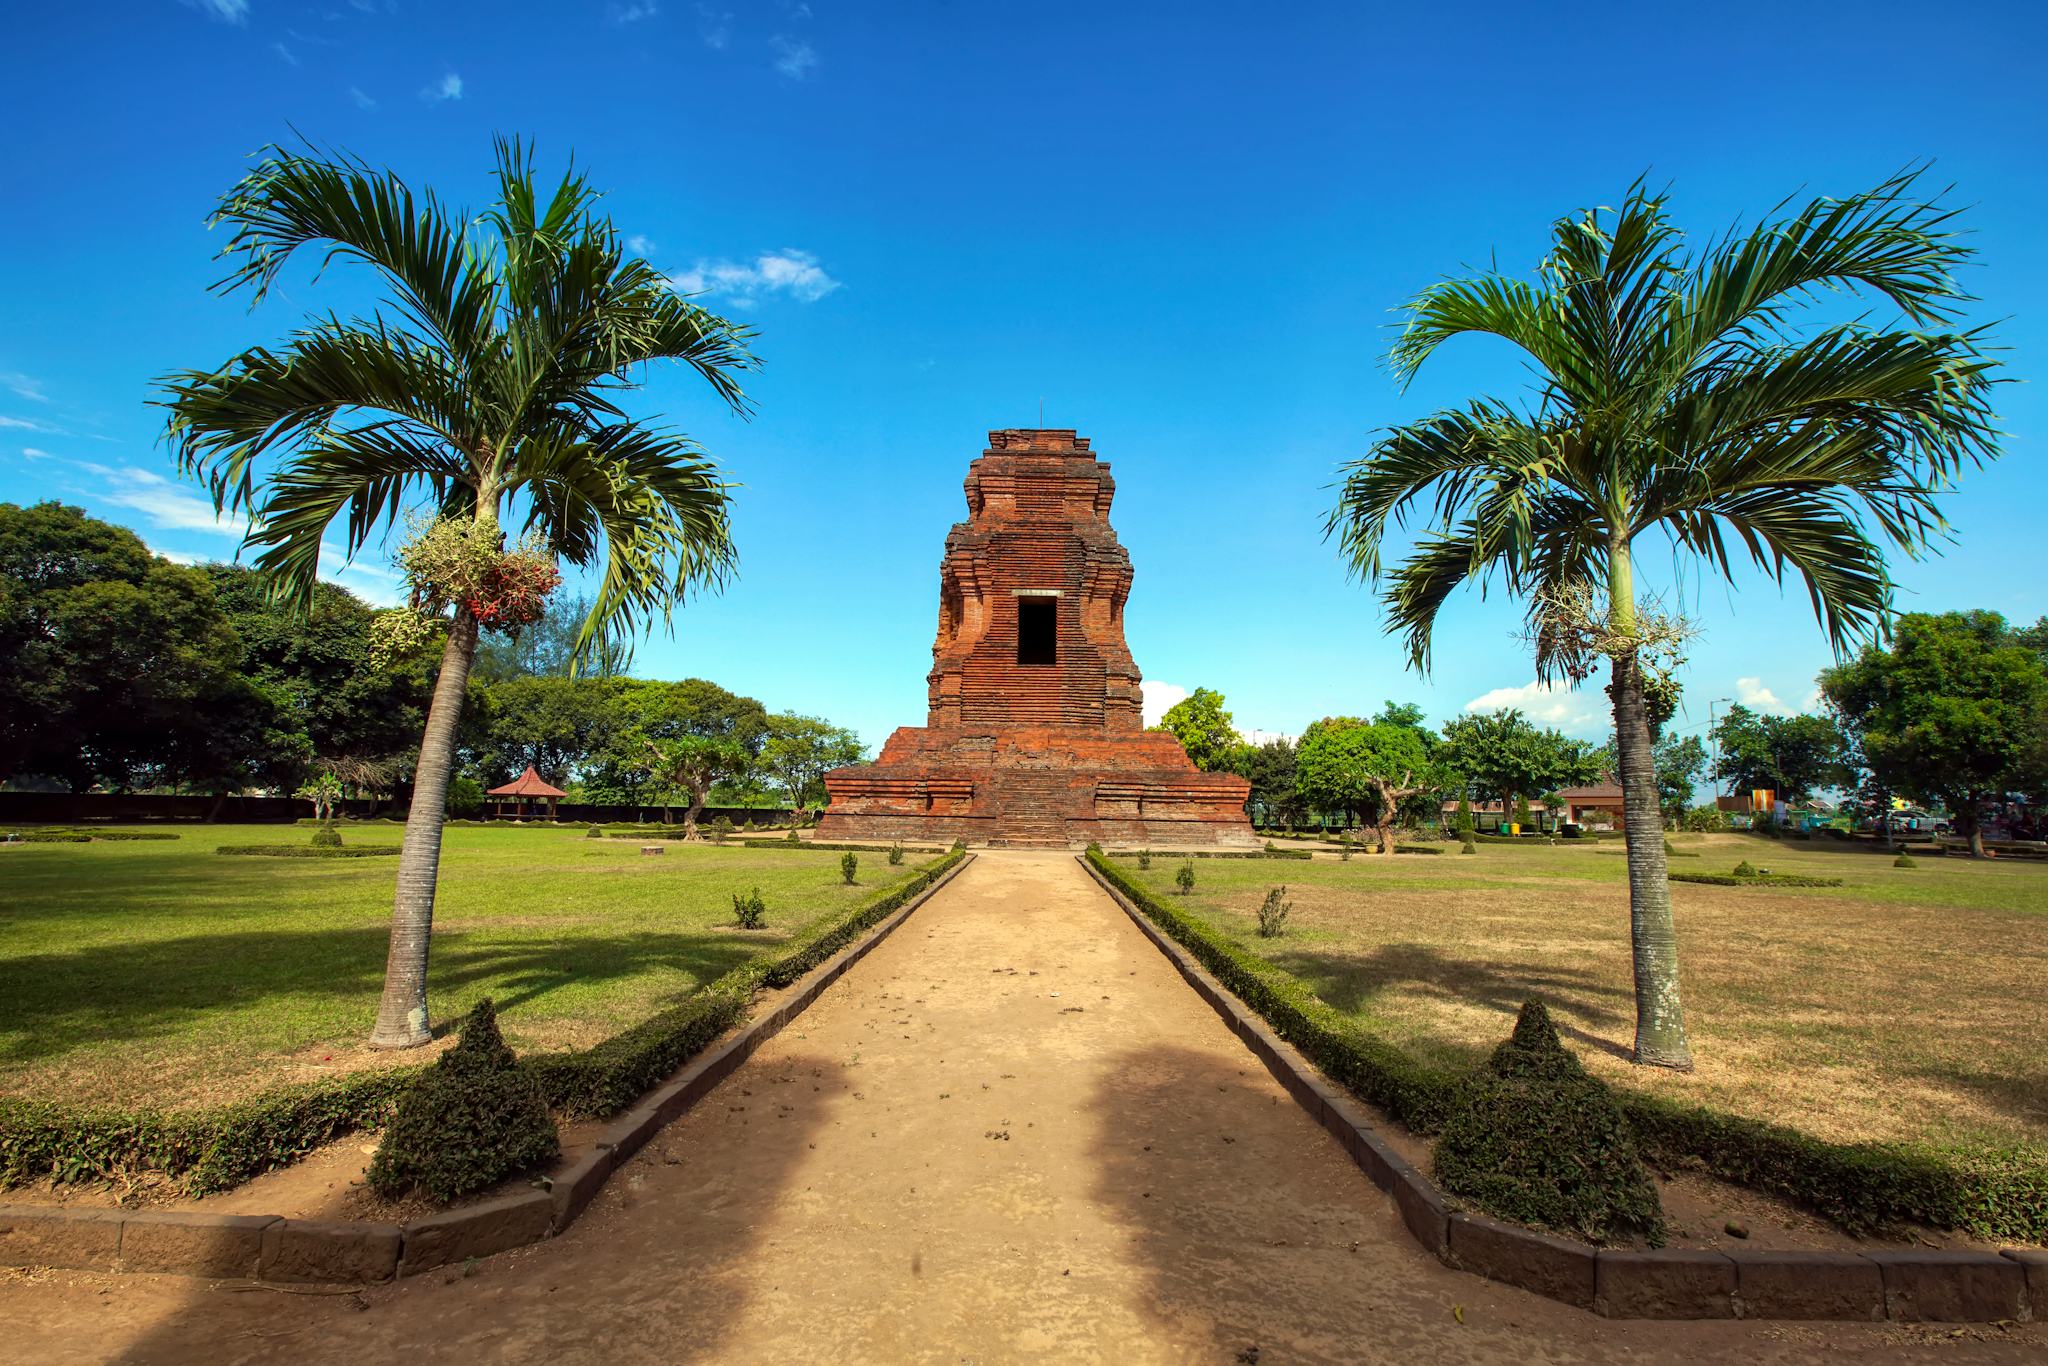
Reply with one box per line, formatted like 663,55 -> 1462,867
1326,172 -> 1998,1069
161,139 -> 756,1048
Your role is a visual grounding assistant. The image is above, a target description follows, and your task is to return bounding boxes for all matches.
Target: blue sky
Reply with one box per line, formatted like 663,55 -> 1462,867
5,0 -> 2045,753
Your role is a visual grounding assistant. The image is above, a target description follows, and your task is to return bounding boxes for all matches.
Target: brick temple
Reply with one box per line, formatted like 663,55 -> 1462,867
819,429 -> 1254,847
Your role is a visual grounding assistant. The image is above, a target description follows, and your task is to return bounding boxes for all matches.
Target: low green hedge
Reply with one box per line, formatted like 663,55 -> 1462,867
1669,871 -> 1843,888
11,832 -> 92,843
215,844 -> 402,858
0,849 -> 968,1193
1085,850 -> 2048,1243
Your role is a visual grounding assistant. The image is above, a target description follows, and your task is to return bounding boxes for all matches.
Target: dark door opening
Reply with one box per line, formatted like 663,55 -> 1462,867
1017,597 -> 1057,666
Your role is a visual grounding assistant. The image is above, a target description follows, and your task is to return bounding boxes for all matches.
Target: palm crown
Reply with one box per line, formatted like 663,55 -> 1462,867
161,137 -> 755,662
1327,169 -> 1999,675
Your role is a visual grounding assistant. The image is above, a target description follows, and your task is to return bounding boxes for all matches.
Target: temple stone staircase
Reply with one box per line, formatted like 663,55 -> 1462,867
987,769 -> 1077,847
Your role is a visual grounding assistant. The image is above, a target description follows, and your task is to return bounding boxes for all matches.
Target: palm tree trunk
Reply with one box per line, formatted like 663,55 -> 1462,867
1608,543 -> 1694,1070
369,609 -> 480,1049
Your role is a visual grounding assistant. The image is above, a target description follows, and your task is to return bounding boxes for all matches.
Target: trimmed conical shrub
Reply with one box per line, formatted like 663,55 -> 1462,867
367,1000 -> 559,1203
1433,1001 -> 1664,1246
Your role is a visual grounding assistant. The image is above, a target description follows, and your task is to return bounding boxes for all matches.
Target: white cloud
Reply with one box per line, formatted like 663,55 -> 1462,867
1,372 -> 48,403
349,85 -> 378,110
271,41 -> 299,65
151,545 -> 203,566
695,3 -> 732,48
79,464 -> 245,537
1734,676 -> 1791,715
20,446 -> 51,460
668,249 -> 840,307
626,233 -> 657,256
1142,681 -> 1189,729
770,35 -> 818,79
1464,679 -> 1606,734
422,72 -> 463,102
0,415 -> 62,433
193,0 -> 250,24
609,1 -> 659,22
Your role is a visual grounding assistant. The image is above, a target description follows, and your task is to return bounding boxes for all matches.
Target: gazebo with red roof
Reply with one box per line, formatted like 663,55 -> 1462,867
487,765 -> 567,821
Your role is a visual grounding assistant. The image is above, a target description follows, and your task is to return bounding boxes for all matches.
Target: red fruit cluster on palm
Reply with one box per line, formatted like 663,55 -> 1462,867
466,551 -> 561,628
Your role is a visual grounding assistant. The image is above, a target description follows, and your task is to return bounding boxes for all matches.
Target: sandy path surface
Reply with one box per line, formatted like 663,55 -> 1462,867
3,850 -> 2039,1364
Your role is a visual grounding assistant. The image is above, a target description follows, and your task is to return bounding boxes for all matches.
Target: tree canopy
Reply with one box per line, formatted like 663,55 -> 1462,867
1153,686 -> 1242,772
1707,704 -> 1848,803
1822,610 -> 2048,855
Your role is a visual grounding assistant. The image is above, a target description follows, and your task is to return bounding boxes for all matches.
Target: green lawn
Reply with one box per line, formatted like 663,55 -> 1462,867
0,824 -> 927,1110
1117,834 -> 2048,1164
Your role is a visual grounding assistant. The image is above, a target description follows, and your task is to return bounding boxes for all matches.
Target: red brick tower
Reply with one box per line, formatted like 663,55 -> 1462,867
819,429 -> 1254,847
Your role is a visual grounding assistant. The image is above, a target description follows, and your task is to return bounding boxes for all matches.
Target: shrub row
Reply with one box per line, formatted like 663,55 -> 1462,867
6,828 -> 183,842
1085,850 -> 2048,1244
0,848 -> 969,1193
215,844 -> 402,858
0,1070 -> 416,1197
1669,871 -> 1844,888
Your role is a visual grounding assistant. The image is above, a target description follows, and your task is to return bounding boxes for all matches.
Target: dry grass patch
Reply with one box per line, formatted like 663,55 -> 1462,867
1120,834 -> 2048,1162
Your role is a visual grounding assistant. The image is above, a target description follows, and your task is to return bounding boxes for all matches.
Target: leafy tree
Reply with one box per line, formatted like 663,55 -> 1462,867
759,713 -> 864,812
1326,174 -> 1999,1068
1822,611 -> 2048,857
1153,686 -> 1242,772
206,563 -> 428,787
1707,704 -> 1848,803
161,140 -> 754,1048
1437,709 -> 1601,815
642,734 -> 749,837
0,502 -> 277,794
585,677 -> 768,805
1294,720 -> 1442,854
1653,733 -> 1707,822
469,674 -> 622,787
1240,737 -> 1301,827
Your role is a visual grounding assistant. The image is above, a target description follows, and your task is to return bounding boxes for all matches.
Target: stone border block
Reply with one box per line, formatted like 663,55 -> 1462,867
399,1188 -> 553,1277
1448,1212 -> 1596,1309
0,1205 -> 123,1271
1595,1248 -> 1736,1319
260,1219 -> 400,1284
1389,1161 -> 1449,1257
1732,1251 -> 1884,1320
118,1210 -> 276,1278
547,1149 -> 616,1232
2004,1249 -> 2045,1318
1866,1250 -> 2028,1323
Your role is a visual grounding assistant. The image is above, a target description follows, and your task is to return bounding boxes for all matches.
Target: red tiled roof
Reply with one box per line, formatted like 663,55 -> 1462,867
487,765 -> 567,798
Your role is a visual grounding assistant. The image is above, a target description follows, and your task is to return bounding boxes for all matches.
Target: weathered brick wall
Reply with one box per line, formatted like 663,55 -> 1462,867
824,430 -> 1254,847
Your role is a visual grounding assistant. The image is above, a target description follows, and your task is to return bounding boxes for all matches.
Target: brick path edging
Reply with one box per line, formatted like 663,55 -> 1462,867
1075,855 -> 2040,1324
0,853 -> 977,1286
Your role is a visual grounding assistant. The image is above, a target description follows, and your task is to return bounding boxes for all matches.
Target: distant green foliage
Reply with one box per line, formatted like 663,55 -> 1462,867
215,844 -> 399,858
1256,886 -> 1292,938
1153,686 -> 1243,773
1433,1002 -> 1665,1245
709,814 -> 734,844
840,850 -> 858,885
1894,853 -> 1918,868
310,821 -> 342,849
731,887 -> 766,929
1734,860 -> 1757,877
1175,860 -> 1196,895
367,1000 -> 559,1203
1137,849 -> 1152,870
888,842 -> 904,866
586,824 -> 604,839
446,774 -> 484,818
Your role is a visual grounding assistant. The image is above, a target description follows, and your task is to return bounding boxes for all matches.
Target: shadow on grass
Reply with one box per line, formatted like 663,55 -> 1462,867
1266,940 -> 1636,1063
0,926 -> 769,1066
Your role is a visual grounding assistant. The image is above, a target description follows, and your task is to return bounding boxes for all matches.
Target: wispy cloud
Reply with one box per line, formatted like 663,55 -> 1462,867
348,85 -> 378,110
626,233 -> 657,256
1464,679 -> 1606,734
770,35 -> 818,79
1734,676 -> 1792,715
422,71 -> 463,102
80,463 -> 246,537
20,446 -> 52,460
1,372 -> 48,403
694,3 -> 732,48
152,545 -> 204,567
0,415 -> 62,433
271,41 -> 300,66
668,249 -> 841,307
609,1 -> 660,22
192,0 -> 250,24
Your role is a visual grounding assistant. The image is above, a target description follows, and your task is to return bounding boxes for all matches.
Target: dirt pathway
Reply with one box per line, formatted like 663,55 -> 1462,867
3,851 -> 2038,1363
